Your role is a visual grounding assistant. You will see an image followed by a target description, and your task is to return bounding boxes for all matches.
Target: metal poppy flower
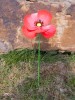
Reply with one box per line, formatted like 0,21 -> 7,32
22,10 -> 56,39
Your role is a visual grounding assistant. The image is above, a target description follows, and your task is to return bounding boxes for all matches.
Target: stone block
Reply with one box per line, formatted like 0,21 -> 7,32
0,0 -> 75,53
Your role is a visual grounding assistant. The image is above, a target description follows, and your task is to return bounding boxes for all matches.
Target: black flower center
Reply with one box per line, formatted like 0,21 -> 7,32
35,20 -> 43,27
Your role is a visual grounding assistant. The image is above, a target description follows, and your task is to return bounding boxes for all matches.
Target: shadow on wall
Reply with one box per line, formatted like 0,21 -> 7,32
33,35 -> 51,51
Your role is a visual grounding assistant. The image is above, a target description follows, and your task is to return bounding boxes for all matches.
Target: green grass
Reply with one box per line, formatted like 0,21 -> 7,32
16,76 -> 54,100
66,75 -> 75,90
0,49 -> 35,66
0,49 -> 61,70
0,49 -> 66,67
0,49 -> 75,100
68,53 -> 75,62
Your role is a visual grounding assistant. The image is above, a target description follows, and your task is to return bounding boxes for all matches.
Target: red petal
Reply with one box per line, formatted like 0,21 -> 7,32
42,25 -> 56,38
38,10 -> 52,25
42,25 -> 52,31
22,26 -> 37,39
23,13 -> 38,30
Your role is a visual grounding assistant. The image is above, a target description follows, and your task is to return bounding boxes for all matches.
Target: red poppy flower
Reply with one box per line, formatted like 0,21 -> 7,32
22,10 -> 56,39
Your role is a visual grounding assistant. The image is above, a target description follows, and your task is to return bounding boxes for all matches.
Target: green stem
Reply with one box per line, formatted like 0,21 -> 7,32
38,35 -> 41,87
